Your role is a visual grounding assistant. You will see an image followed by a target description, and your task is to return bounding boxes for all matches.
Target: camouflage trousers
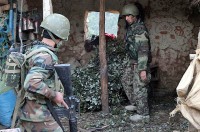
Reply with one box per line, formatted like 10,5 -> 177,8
20,120 -> 63,132
122,64 -> 151,116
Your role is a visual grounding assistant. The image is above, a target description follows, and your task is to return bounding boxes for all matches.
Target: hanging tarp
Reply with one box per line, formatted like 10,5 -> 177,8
170,49 -> 200,130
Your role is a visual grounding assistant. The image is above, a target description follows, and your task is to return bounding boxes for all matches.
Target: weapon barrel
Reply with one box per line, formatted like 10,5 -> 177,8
69,118 -> 78,132
54,64 -> 73,96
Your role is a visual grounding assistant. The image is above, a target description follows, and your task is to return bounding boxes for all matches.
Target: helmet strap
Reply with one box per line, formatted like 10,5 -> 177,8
47,30 -> 59,45
47,30 -> 64,49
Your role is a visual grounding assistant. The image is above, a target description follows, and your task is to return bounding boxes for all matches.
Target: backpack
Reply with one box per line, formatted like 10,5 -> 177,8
1,45 -> 59,128
2,52 -> 24,93
3,46 -> 58,92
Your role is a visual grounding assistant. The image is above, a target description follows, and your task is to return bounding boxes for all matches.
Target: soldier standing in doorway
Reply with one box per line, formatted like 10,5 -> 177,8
121,3 -> 152,122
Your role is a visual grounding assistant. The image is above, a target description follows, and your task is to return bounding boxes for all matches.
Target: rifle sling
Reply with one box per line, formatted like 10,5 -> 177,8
45,99 -> 65,132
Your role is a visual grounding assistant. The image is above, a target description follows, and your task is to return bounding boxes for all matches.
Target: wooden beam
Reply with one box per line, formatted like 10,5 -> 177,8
0,0 -> 8,5
43,0 -> 53,20
99,0 -> 109,113
0,3 -> 16,13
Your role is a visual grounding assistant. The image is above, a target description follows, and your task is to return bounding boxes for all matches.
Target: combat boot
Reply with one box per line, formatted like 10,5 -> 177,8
125,105 -> 137,111
129,114 -> 150,123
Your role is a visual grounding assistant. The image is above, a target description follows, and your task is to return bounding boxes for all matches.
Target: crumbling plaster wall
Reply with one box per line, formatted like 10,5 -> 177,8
28,0 -> 198,96
146,0 -> 197,96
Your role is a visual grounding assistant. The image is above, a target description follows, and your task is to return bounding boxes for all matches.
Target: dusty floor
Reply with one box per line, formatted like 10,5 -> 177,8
0,97 -> 189,132
62,96 -> 189,132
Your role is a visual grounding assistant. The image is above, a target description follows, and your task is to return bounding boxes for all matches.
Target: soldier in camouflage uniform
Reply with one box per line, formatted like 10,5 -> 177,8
19,13 -> 70,132
121,3 -> 152,122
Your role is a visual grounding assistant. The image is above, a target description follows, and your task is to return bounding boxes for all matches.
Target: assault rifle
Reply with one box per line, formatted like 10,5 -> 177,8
53,64 -> 80,132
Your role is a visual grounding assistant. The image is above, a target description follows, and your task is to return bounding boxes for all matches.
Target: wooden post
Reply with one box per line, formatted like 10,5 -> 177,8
99,0 -> 109,113
43,0 -> 53,19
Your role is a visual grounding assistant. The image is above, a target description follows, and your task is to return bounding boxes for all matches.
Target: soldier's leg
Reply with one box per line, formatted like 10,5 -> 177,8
129,69 -> 151,122
133,68 -> 151,116
20,120 -> 63,132
121,65 -> 134,105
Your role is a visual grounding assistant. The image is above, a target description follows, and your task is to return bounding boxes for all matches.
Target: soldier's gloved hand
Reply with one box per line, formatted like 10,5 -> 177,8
53,92 -> 69,109
140,70 -> 147,81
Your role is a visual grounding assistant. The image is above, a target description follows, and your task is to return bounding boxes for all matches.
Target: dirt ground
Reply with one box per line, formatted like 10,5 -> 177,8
62,96 -> 189,132
0,96 -> 189,132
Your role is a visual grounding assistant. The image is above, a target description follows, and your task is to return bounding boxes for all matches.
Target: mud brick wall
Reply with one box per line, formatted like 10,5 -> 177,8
26,0 -> 199,97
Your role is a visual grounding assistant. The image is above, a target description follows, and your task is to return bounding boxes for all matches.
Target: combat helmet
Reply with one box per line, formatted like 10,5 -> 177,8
40,13 -> 70,40
121,4 -> 139,16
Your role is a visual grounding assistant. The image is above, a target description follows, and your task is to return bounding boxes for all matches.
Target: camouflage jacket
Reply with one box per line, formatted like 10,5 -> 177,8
125,20 -> 151,71
20,41 -> 59,122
